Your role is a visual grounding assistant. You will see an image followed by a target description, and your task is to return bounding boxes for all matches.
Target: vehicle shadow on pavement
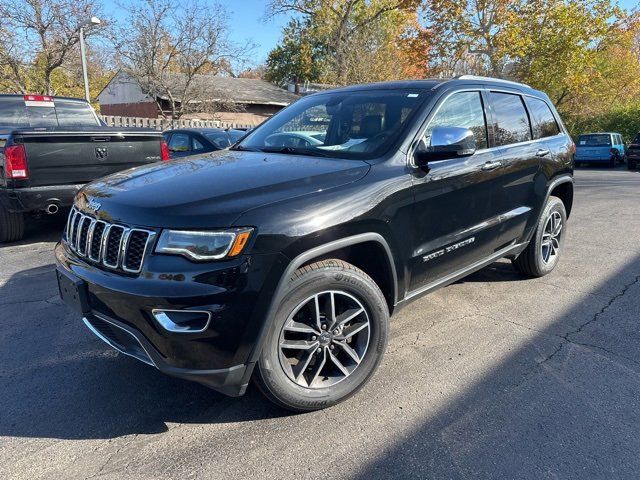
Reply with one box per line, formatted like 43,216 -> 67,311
0,264 -> 290,441
354,254 -> 640,479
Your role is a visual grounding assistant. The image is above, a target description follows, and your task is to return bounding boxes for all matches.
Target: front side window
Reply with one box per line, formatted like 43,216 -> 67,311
235,89 -> 429,159
168,133 -> 191,152
490,92 -> 532,146
525,97 -> 560,140
423,91 -> 488,149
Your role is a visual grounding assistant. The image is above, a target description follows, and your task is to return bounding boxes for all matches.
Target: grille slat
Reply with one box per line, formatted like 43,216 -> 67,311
64,207 -> 154,274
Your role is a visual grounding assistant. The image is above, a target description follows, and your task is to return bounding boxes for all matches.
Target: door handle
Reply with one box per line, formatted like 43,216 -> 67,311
536,149 -> 550,157
481,160 -> 502,171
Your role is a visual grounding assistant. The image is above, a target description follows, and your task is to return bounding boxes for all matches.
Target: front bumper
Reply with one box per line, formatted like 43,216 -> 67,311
82,313 -> 251,396
0,184 -> 82,213
55,241 -> 288,396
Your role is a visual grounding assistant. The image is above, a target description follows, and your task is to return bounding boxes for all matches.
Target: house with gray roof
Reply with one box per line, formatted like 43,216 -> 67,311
97,72 -> 299,125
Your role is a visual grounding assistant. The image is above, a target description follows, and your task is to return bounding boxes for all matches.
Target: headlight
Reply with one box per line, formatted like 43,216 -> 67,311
155,228 -> 253,261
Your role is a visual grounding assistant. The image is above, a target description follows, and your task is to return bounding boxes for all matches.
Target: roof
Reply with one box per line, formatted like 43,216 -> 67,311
154,74 -> 300,106
0,93 -> 88,103
309,76 -> 544,96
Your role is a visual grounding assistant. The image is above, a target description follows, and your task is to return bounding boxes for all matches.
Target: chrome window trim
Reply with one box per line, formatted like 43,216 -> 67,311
407,86 -> 569,167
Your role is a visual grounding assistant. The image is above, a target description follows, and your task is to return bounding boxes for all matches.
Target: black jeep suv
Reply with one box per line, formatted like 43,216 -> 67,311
56,76 -> 574,411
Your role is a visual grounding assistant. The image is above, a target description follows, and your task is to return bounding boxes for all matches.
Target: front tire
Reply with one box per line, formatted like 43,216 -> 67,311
512,196 -> 567,277
0,205 -> 25,243
254,259 -> 389,411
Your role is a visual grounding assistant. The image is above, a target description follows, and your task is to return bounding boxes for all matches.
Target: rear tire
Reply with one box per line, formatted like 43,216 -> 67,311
0,205 -> 25,243
628,159 -> 637,170
254,259 -> 389,411
512,196 -> 567,278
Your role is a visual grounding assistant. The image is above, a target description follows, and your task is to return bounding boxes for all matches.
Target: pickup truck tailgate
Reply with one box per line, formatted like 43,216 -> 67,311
18,130 -> 162,187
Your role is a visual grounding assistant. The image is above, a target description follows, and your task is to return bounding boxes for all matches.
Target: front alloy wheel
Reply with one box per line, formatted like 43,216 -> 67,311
279,290 -> 370,388
254,259 -> 389,411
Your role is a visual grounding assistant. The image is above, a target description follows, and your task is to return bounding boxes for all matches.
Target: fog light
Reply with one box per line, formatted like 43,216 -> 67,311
152,309 -> 211,333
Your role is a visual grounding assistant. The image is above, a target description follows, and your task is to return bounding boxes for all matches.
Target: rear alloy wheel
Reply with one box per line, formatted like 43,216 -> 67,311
512,196 -> 567,277
254,259 -> 389,411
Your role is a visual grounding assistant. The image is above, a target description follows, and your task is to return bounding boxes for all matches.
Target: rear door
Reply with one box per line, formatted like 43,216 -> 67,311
483,90 -> 540,249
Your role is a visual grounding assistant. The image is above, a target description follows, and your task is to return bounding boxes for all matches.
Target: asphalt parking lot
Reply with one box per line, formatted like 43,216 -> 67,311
1,166 -> 639,480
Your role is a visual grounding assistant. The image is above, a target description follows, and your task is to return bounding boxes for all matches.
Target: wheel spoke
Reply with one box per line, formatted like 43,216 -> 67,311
338,320 -> 369,339
284,320 -> 319,335
329,292 -> 337,326
307,348 -> 326,386
313,295 -> 323,331
335,340 -> 361,364
334,307 -> 365,329
280,339 -> 319,350
292,348 -> 317,380
328,350 -> 350,376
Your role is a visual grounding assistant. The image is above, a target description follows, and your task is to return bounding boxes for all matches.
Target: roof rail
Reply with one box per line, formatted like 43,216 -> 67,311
455,75 -> 531,88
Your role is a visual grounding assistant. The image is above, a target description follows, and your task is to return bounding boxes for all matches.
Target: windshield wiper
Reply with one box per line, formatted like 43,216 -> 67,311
259,146 -> 331,157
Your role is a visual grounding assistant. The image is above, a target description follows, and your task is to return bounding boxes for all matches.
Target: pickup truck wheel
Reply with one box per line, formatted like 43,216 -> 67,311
254,259 -> 389,411
0,206 -> 25,243
628,159 -> 637,170
512,196 -> 566,278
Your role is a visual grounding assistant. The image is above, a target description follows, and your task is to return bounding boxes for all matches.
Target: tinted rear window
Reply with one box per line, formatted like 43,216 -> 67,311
526,97 -> 560,139
489,92 -> 532,146
0,97 -> 99,128
578,134 -> 611,146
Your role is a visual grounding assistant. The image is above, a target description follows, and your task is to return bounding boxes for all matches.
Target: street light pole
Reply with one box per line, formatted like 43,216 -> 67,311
79,16 -> 101,103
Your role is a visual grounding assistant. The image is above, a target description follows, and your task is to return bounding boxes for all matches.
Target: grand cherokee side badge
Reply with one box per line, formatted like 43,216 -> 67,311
423,237 -> 475,262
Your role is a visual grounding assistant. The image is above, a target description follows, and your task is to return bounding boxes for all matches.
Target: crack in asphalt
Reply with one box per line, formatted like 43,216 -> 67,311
534,273 -> 640,367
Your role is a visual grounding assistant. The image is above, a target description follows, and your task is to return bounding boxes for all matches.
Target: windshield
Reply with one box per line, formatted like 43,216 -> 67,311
578,134 -> 611,147
0,97 -> 100,128
234,89 -> 429,159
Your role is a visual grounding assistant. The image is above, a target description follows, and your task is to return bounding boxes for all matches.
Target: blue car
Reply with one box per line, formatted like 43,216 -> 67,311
575,132 -> 626,167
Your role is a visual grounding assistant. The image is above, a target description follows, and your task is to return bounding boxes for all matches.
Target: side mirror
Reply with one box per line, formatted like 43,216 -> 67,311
414,126 -> 476,165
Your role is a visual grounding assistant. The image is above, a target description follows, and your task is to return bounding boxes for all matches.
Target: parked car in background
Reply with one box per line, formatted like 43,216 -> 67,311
56,76 -> 574,411
162,128 -> 246,158
0,94 -> 168,242
574,132 -> 625,167
627,132 -> 640,170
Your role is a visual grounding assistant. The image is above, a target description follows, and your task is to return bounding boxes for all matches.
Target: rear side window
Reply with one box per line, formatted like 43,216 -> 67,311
525,97 -> 560,139
424,91 -> 488,149
205,132 -> 231,149
489,92 -> 532,146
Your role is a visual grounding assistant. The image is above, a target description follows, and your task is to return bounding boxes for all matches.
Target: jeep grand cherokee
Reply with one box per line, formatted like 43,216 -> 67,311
56,76 -> 574,411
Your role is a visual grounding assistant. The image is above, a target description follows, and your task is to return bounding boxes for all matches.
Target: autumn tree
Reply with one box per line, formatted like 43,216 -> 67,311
0,0 -> 105,95
111,0 -> 252,119
265,0 -> 421,85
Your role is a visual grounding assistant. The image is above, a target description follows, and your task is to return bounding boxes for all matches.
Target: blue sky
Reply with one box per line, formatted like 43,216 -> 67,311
102,0 -> 638,66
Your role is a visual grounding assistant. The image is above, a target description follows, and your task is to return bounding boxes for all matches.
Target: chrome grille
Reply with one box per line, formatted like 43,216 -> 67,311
65,207 -> 155,274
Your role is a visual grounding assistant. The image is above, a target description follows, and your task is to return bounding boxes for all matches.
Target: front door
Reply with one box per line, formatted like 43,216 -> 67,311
408,90 -> 506,292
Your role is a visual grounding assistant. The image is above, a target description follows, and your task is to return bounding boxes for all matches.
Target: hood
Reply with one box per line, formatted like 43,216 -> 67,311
77,150 -> 370,228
